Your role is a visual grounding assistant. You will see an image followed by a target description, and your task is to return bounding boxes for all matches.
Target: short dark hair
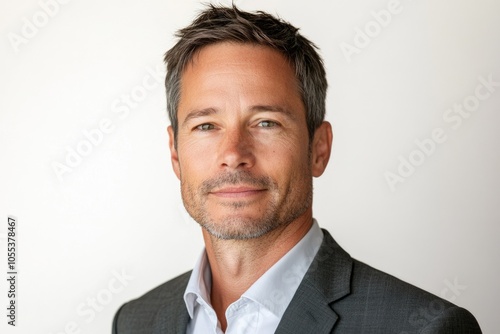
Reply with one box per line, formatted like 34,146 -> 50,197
164,4 -> 327,142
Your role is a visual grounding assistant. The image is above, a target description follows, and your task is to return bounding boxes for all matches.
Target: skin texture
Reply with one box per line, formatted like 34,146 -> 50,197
167,42 -> 332,331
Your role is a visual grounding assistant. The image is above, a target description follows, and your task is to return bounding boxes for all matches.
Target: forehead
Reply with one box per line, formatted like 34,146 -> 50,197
186,41 -> 291,72
177,42 -> 304,118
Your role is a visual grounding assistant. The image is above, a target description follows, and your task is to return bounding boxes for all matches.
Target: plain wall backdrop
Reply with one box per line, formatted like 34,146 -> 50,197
1,0 -> 499,333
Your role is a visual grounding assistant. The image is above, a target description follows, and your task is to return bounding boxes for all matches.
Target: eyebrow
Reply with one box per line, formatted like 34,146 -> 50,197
182,108 -> 218,128
181,104 -> 296,128
249,105 -> 295,119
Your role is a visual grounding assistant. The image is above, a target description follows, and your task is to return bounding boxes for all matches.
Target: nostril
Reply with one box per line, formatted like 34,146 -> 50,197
219,140 -> 254,169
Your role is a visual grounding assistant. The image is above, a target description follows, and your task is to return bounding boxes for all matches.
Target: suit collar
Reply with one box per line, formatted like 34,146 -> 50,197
275,229 -> 353,333
302,229 -> 352,302
151,272 -> 191,334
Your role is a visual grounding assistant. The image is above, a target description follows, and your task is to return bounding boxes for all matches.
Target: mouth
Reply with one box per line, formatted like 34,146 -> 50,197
209,186 -> 267,198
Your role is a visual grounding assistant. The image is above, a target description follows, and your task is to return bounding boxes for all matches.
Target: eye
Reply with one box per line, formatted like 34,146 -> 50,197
195,123 -> 215,131
258,120 -> 278,128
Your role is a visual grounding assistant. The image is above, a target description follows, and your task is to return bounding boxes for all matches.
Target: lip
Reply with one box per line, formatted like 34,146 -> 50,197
209,186 -> 266,198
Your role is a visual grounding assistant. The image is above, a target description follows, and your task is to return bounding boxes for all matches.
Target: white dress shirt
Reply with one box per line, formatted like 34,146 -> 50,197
183,220 -> 324,334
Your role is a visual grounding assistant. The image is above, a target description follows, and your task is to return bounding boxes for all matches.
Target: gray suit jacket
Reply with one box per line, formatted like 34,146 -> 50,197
113,229 -> 481,333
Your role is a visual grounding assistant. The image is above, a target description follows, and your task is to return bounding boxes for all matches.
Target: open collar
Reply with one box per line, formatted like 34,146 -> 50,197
275,229 -> 353,334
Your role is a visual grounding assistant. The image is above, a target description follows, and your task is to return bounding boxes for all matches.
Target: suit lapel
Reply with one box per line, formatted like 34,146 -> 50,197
275,229 -> 353,334
151,273 -> 191,334
274,281 -> 339,333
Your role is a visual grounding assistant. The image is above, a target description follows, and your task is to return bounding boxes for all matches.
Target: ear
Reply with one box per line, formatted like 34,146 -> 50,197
311,121 -> 333,177
167,126 -> 181,180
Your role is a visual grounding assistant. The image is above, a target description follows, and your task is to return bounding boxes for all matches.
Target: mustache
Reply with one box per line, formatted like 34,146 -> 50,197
201,171 -> 273,193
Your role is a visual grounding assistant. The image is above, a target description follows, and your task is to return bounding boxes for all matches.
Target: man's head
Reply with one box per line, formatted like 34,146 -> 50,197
165,4 -> 328,143
165,5 -> 332,240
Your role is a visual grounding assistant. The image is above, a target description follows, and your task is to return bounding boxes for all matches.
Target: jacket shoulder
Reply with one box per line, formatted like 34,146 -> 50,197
310,230 -> 481,332
112,271 -> 191,334
338,259 -> 482,332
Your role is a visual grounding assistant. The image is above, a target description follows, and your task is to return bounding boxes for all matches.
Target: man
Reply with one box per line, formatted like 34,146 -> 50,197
113,5 -> 481,333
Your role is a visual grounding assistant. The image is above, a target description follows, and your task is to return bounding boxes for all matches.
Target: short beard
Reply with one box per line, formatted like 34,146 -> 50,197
181,170 -> 312,240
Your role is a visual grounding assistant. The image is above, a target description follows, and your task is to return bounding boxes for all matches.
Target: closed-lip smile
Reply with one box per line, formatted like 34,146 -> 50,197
209,186 -> 266,198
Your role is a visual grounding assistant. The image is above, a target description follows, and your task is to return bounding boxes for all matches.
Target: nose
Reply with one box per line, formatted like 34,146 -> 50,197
218,127 -> 255,170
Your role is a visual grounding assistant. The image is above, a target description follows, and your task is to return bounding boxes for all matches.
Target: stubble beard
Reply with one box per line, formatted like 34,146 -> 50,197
180,170 -> 313,240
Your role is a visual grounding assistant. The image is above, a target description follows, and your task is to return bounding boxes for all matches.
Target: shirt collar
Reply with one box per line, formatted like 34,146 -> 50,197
184,248 -> 212,319
183,219 -> 324,319
242,219 -> 323,317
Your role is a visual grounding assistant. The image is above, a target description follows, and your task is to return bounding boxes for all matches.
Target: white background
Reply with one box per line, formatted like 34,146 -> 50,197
1,0 -> 499,333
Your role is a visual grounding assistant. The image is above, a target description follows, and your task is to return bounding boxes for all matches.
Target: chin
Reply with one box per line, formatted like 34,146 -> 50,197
199,216 -> 280,240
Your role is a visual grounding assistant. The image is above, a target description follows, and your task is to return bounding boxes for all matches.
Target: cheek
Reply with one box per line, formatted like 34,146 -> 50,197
178,141 -> 216,179
264,133 -> 308,159
260,141 -> 309,176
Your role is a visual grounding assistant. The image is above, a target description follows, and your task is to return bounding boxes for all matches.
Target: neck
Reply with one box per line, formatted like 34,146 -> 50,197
203,210 -> 313,331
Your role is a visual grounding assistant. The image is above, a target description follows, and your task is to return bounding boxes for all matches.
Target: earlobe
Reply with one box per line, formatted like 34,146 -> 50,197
167,126 -> 181,179
311,121 -> 333,177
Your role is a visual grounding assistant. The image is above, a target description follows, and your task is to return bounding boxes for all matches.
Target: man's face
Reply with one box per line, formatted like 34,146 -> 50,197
168,42 -> 327,240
